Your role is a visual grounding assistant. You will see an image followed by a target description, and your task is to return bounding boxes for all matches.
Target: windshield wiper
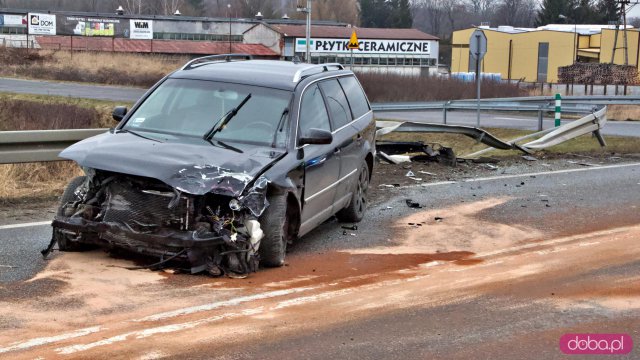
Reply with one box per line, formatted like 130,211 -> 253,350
116,128 -> 162,142
204,93 -> 252,141
271,108 -> 289,148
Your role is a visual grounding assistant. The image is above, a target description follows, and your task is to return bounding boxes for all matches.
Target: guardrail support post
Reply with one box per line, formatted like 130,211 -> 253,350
593,129 -> 607,147
442,101 -> 449,124
537,105 -> 544,131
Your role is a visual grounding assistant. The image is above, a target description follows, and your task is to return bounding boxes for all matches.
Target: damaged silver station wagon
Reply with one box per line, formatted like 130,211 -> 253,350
45,55 -> 376,277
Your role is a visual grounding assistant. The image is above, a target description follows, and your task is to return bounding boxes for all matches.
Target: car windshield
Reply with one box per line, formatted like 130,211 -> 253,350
123,78 -> 292,147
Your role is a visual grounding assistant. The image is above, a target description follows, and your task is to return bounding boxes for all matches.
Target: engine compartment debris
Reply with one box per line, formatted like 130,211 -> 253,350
46,168 -> 270,278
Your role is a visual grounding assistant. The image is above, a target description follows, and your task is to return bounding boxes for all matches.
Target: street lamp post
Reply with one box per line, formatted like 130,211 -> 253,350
296,0 -> 312,63
228,4 -> 232,53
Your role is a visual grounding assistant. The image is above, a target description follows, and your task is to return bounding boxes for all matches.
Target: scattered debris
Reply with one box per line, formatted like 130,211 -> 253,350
375,141 -> 457,167
378,151 -> 411,164
434,217 -> 444,222
408,177 -> 423,181
405,170 -> 416,177
406,199 -> 422,208
568,160 -> 599,167
522,155 -> 538,161
471,157 -> 500,164
418,171 -> 436,176
485,164 -> 498,170
341,224 -> 358,231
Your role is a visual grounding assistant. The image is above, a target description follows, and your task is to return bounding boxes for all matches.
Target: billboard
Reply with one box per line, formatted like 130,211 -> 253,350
0,14 -> 27,27
295,38 -> 434,55
58,16 -> 128,37
130,19 -> 153,40
28,13 -> 56,35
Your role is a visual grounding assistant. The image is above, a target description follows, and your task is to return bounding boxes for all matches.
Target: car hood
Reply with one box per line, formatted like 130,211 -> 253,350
59,131 -> 286,197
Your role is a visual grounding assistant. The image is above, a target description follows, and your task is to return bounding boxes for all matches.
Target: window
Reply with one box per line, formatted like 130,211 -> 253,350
299,84 -> 331,139
319,79 -> 352,129
123,79 -> 291,147
339,76 -> 370,119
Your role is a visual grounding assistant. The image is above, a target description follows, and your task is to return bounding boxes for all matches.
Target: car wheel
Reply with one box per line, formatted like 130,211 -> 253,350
258,194 -> 290,267
336,161 -> 370,223
56,176 -> 87,251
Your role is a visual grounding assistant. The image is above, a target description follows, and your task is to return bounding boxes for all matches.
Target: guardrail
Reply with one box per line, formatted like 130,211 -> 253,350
0,94 -> 629,165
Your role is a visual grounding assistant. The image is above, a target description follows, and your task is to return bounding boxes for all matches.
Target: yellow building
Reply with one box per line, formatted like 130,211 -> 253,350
451,25 -> 639,83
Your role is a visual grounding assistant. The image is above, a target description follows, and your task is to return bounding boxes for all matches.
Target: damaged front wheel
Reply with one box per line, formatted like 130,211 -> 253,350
258,194 -> 290,267
55,176 -> 89,251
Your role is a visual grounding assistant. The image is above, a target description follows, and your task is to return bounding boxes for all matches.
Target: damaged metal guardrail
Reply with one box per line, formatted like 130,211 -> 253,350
376,106 -> 608,158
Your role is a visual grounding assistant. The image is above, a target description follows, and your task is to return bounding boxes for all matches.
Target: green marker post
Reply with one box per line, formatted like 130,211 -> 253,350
554,93 -> 561,127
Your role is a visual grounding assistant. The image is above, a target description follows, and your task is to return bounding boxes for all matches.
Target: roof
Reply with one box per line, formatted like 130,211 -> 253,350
273,25 -> 439,41
474,24 -> 635,36
171,60 -> 351,91
36,36 -> 278,56
0,7 -> 347,26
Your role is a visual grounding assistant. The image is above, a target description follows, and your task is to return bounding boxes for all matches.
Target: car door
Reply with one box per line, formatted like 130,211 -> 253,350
298,83 -> 341,232
318,78 -> 360,209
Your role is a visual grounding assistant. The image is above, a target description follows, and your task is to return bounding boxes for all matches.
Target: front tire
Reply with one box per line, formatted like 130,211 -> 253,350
258,194 -> 290,267
336,161 -> 370,223
56,176 -> 87,251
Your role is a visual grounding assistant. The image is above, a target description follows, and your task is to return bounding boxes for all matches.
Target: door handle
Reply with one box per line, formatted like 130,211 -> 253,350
334,148 -> 341,154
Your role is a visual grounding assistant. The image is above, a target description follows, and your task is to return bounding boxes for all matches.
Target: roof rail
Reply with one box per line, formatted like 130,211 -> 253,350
292,63 -> 345,83
182,54 -> 252,70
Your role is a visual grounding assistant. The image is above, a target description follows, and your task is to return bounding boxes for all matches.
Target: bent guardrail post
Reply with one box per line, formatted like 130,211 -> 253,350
522,106 -> 607,150
0,129 -> 108,164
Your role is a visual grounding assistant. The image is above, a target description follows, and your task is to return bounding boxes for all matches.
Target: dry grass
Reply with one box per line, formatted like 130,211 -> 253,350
606,105 -> 640,121
0,162 -> 82,201
0,94 -> 116,202
356,72 -> 526,103
0,48 -> 187,87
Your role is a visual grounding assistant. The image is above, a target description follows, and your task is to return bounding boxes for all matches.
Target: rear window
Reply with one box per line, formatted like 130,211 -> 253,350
339,76 -> 370,119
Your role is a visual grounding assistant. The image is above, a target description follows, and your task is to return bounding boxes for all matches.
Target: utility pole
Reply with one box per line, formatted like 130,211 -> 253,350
296,0 -> 312,63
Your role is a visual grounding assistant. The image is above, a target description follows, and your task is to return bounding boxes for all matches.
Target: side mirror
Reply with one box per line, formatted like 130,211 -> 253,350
112,106 -> 128,122
299,128 -> 333,146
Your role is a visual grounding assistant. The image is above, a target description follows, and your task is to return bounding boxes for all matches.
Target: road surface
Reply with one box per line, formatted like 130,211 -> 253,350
0,161 -> 638,359
2,77 -> 639,136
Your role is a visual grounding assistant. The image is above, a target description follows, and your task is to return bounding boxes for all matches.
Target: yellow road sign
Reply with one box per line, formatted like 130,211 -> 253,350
348,31 -> 359,50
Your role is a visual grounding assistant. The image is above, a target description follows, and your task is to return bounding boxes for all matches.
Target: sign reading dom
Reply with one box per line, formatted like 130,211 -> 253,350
28,13 -> 56,35
130,19 -> 153,40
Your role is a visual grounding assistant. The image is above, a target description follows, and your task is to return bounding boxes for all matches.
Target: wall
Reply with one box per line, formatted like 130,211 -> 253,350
243,23 -> 281,55
452,28 -> 576,82
600,29 -> 640,67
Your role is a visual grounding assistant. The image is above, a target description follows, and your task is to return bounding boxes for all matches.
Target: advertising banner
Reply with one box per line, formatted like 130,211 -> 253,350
0,14 -> 27,27
295,37 -> 433,55
130,19 -> 153,40
28,13 -> 56,35
58,15 -> 128,37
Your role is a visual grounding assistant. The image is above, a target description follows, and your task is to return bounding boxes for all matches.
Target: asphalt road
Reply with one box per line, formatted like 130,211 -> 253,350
0,77 -> 146,103
0,161 -> 638,359
2,77 -> 639,136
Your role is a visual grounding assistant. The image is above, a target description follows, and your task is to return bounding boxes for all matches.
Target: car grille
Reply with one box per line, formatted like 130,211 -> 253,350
103,181 -> 188,230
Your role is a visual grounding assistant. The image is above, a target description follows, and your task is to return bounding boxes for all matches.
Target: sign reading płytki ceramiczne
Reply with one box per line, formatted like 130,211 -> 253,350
28,13 -> 56,35
129,19 -> 153,40
295,38 -> 433,55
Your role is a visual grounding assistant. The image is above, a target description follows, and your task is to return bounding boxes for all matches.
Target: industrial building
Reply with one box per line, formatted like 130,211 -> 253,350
451,24 -> 639,83
0,8 -> 439,75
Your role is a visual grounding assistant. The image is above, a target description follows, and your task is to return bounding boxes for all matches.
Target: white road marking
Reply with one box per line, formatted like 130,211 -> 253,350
0,326 -> 101,354
135,286 -> 317,322
463,162 -> 640,183
494,117 -> 530,121
0,221 -> 50,230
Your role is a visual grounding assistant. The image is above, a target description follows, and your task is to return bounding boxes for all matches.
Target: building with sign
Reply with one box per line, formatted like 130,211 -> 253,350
244,24 -> 439,75
0,8 -> 439,74
451,24 -> 640,83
